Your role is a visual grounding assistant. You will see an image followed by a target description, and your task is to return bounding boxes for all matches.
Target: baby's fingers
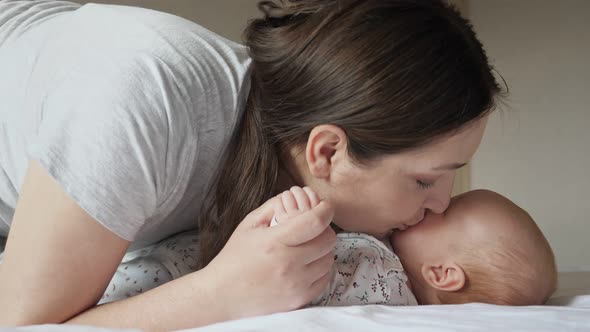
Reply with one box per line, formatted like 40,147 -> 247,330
303,187 -> 320,207
274,201 -> 334,247
272,194 -> 287,225
281,190 -> 299,214
290,186 -> 312,211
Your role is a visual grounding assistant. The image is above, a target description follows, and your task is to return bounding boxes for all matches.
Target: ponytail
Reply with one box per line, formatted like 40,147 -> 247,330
197,81 -> 279,268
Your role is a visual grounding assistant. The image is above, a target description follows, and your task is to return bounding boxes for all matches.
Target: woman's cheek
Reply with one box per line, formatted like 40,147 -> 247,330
400,193 -> 423,218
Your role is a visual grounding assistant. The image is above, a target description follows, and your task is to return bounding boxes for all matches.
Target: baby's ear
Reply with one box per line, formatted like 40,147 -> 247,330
420,261 -> 466,292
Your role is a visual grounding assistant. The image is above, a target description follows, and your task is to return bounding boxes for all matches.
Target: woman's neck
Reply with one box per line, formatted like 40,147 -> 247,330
274,158 -> 301,195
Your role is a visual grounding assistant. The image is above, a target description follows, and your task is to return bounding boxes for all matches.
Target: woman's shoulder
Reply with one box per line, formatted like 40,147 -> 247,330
12,3 -> 252,105
24,2 -> 252,143
70,3 -> 252,75
38,3 -> 252,134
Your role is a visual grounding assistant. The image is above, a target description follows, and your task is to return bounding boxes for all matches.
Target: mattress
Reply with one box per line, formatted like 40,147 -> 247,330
2,272 -> 589,332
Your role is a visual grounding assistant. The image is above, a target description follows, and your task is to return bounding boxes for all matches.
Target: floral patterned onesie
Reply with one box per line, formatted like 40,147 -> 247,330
311,232 -> 417,306
98,230 -> 417,306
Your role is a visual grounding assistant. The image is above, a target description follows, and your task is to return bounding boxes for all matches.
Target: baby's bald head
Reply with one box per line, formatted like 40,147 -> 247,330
441,190 -> 557,305
393,189 -> 557,305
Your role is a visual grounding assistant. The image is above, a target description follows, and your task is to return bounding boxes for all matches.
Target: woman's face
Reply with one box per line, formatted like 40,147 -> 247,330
323,118 -> 488,239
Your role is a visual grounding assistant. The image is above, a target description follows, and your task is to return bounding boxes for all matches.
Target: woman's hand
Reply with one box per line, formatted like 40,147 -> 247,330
202,188 -> 336,320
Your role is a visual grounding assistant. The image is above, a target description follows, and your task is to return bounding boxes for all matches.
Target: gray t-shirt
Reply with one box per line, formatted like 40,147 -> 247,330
0,1 -> 252,249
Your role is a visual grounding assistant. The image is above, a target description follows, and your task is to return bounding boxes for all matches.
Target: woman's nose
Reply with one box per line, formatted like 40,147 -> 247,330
425,195 -> 450,214
423,179 -> 453,214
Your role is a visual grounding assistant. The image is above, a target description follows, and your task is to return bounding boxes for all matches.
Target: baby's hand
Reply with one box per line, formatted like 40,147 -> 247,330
272,186 -> 320,226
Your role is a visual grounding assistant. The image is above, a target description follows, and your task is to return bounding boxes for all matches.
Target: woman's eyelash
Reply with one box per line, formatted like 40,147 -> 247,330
417,180 -> 434,189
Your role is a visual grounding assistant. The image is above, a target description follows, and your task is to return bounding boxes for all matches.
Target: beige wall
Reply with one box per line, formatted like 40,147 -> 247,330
450,0 -> 471,196
71,0 -> 261,43
468,0 -> 590,271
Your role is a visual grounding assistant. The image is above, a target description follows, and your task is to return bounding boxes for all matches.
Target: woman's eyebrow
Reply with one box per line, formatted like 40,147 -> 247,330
432,162 -> 467,171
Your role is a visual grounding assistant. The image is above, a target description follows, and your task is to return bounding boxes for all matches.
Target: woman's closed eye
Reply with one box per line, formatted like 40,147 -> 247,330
416,179 -> 434,189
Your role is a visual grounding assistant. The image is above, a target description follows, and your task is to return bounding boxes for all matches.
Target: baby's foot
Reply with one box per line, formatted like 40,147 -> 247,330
271,186 -> 320,226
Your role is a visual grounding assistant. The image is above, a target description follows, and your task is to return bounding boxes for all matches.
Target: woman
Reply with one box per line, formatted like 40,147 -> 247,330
0,0 -> 501,330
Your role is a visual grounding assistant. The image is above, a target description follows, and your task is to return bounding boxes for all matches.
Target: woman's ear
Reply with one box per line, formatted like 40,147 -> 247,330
305,125 -> 348,179
420,261 -> 466,292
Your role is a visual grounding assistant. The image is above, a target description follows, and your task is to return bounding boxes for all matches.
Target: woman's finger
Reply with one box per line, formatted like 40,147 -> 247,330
273,201 -> 334,246
294,226 -> 336,264
305,269 -> 333,304
304,250 -> 335,282
243,195 -> 280,228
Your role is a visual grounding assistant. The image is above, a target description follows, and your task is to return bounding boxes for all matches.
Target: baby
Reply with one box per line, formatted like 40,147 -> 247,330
273,187 -> 557,306
100,188 -> 557,307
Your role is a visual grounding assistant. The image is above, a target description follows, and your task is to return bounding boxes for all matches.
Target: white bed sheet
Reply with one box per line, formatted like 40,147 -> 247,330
2,272 -> 589,332
191,300 -> 590,332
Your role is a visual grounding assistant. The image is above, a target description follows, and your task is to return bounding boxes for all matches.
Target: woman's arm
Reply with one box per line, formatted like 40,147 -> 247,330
0,160 -> 224,330
0,160 -> 130,325
69,195 -> 337,331
0,161 -> 336,330
66,270 -> 222,331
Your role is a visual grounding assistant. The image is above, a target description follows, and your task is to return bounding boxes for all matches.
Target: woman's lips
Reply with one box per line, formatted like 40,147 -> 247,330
395,211 -> 426,232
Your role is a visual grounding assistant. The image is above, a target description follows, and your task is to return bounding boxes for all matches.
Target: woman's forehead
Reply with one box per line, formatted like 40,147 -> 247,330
396,118 -> 488,166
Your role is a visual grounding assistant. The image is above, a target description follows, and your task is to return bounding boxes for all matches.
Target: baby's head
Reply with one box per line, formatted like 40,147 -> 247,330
391,189 -> 557,305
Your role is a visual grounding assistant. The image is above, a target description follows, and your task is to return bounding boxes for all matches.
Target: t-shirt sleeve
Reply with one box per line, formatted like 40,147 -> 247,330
27,55 -> 191,241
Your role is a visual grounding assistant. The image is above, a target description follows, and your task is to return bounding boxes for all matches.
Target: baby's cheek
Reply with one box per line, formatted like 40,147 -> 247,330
388,233 -> 397,247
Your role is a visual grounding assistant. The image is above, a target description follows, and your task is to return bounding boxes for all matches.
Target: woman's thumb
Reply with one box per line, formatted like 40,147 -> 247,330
241,195 -> 280,229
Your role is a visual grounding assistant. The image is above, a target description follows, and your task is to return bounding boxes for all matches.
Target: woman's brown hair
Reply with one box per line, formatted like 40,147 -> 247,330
197,0 -> 503,268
